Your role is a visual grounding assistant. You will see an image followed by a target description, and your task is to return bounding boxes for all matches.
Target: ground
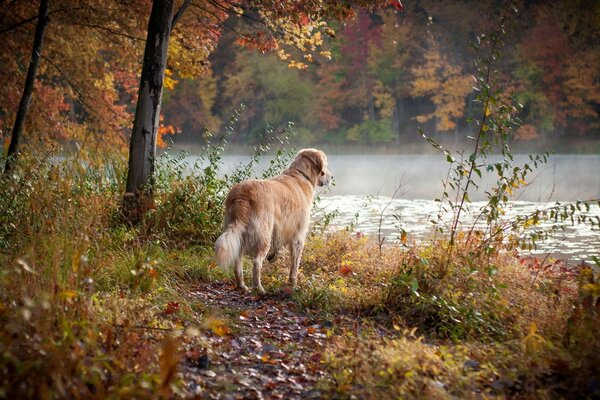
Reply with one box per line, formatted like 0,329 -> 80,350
182,282 -> 339,399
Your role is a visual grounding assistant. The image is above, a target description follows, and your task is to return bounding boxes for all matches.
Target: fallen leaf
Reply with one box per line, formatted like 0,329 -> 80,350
165,302 -> 180,315
159,335 -> 179,398
204,316 -> 230,337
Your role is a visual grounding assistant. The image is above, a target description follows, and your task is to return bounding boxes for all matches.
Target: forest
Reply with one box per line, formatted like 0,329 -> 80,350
1,0 -> 599,399
166,0 -> 600,149
3,0 -> 599,153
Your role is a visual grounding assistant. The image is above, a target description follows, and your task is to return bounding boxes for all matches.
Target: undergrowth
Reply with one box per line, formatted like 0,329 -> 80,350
0,131 -> 295,398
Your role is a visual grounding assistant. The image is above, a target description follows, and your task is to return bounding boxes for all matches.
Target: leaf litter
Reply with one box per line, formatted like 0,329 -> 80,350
181,282 -> 332,399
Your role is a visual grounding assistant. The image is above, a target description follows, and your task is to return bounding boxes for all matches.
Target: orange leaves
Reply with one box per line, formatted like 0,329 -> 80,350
339,264 -> 353,277
515,124 -> 540,141
159,335 -> 179,398
236,33 -> 279,54
157,115 -> 179,149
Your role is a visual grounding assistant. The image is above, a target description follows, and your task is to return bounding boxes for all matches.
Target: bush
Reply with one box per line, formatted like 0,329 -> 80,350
347,119 -> 395,144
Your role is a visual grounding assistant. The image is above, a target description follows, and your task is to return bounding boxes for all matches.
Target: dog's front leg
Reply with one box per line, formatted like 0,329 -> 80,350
289,238 -> 304,289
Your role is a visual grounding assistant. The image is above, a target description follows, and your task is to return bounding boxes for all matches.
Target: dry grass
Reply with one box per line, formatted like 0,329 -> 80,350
262,230 -> 597,398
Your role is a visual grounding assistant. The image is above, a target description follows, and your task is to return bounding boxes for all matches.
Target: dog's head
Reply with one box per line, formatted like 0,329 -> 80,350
291,148 -> 333,187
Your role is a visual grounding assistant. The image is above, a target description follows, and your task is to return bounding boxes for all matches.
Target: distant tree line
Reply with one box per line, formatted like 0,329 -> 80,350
163,0 -> 600,146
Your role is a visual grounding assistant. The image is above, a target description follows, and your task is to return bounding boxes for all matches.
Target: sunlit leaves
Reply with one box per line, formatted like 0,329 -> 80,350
410,39 -> 472,132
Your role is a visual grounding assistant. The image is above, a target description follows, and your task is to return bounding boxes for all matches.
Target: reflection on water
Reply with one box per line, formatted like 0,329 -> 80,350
317,195 -> 600,263
184,153 -> 600,262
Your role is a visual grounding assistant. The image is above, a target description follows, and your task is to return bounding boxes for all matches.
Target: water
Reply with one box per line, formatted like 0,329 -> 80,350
184,153 -> 600,262
316,195 -> 600,263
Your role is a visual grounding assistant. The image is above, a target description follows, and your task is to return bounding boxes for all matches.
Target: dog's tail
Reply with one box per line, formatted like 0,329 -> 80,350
215,200 -> 249,268
214,224 -> 243,268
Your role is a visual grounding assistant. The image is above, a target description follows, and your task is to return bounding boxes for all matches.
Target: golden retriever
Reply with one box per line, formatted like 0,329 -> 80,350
215,149 -> 333,294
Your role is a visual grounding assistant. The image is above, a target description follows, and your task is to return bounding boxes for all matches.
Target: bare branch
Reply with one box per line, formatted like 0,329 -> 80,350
0,7 -> 86,34
172,0 -> 191,29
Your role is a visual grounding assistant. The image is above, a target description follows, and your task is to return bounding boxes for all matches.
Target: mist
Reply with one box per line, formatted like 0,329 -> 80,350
184,152 -> 600,202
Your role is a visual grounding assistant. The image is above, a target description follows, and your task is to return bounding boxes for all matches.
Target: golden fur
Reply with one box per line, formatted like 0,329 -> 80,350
215,149 -> 333,293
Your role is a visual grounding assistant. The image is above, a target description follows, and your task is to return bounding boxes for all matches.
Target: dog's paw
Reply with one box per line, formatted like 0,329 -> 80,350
238,284 -> 250,294
255,285 -> 266,295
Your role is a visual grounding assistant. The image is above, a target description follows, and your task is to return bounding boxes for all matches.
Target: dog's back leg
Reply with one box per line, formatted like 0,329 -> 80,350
289,237 -> 305,289
252,256 -> 266,295
234,257 -> 249,293
266,226 -> 279,262
252,237 -> 271,295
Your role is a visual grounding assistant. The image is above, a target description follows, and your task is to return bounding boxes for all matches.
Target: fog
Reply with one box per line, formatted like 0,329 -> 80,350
187,153 -> 600,202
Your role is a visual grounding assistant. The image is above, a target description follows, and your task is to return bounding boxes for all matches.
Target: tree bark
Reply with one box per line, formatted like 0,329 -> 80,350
4,0 -> 49,175
123,0 -> 175,222
393,96 -> 404,145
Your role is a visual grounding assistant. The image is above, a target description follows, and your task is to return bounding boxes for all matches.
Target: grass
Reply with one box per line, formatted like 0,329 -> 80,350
0,151 -> 598,399
276,231 -> 596,398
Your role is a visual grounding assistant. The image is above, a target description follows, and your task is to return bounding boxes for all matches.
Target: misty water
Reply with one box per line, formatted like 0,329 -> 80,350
184,153 -> 600,263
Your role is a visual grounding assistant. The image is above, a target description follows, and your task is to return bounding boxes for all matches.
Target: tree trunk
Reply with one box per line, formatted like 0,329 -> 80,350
123,0 -> 175,222
4,0 -> 49,175
393,96 -> 404,145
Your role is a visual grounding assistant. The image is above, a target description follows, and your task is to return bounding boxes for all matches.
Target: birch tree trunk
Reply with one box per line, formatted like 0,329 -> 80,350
4,0 -> 49,175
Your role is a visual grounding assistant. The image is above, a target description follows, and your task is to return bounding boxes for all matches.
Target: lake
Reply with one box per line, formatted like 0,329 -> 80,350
183,153 -> 600,262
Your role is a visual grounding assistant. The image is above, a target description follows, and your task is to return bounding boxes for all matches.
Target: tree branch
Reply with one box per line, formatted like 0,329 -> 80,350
69,21 -> 145,41
171,0 -> 191,29
0,7 -> 86,35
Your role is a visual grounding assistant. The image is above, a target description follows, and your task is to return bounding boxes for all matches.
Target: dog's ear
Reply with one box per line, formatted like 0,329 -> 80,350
303,150 -> 323,173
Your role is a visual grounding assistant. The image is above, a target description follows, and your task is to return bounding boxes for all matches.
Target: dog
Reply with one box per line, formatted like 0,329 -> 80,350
214,149 -> 333,294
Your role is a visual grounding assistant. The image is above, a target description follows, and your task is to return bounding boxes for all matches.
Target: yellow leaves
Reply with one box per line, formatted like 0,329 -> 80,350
58,290 -> 78,300
581,283 -> 600,297
373,80 -> 395,118
277,49 -> 291,61
288,60 -> 308,70
93,72 -> 115,91
203,316 -> 230,337
484,104 -> 491,117
411,39 -> 472,132
163,68 -> 178,90
522,323 -> 546,357
319,50 -> 332,60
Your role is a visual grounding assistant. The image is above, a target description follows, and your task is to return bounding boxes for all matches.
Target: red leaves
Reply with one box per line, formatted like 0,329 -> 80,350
339,264 -> 353,276
299,14 -> 310,26
236,32 -> 278,54
309,352 -> 322,363
389,0 -> 404,12
165,301 -> 180,315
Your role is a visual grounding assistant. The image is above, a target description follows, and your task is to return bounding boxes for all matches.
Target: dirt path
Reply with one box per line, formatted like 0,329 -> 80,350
182,282 -> 333,399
